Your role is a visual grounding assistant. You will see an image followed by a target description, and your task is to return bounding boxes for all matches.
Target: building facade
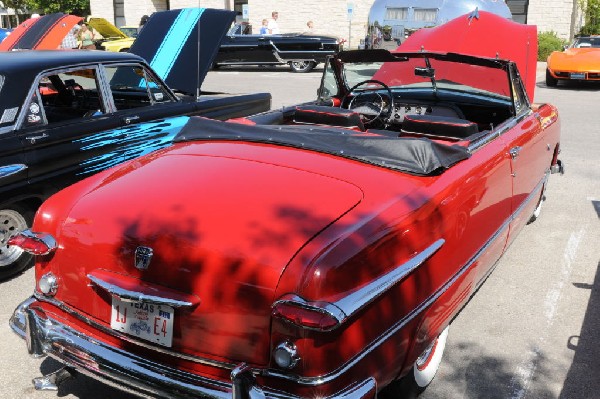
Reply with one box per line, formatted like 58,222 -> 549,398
89,0 -> 584,47
0,5 -> 31,28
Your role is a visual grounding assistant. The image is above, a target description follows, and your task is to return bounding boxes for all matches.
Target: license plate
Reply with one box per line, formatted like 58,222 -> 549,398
570,72 -> 586,80
111,297 -> 174,347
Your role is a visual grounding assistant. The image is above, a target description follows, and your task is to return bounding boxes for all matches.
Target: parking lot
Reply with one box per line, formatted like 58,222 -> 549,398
1,64 -> 599,399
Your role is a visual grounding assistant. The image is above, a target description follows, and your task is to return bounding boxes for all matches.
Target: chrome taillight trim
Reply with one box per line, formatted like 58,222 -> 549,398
272,238 -> 444,331
272,295 -> 346,331
87,274 -> 194,308
333,238 -> 445,318
13,229 -> 57,255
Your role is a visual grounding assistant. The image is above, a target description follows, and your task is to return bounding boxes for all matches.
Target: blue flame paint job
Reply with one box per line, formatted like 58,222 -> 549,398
75,116 -> 190,175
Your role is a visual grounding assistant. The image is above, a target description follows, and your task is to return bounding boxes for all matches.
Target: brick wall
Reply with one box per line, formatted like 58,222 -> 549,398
89,0 -> 114,23
246,0 -> 373,48
528,0 -> 583,39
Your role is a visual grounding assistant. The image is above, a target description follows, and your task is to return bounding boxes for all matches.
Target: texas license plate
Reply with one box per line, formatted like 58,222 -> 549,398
570,72 -> 586,80
111,297 -> 174,347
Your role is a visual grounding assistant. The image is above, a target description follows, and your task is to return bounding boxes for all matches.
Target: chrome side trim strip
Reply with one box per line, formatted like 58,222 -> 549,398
334,238 -> 445,318
0,164 -> 27,179
33,293 -> 237,371
264,173 -> 549,386
87,274 -> 194,308
272,239 -> 444,331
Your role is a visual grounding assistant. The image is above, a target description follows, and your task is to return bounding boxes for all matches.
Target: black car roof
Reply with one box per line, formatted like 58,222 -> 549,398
0,50 -> 147,127
0,50 -> 144,74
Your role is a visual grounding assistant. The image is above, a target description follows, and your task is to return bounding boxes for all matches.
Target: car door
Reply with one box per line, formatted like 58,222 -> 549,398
101,63 -> 196,163
0,129 -> 27,204
17,65 -> 124,191
502,65 -> 549,242
217,28 -> 278,64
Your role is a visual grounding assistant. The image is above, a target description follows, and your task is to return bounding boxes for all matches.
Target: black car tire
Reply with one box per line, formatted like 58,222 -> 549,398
0,205 -> 34,281
289,61 -> 317,73
546,69 -> 558,87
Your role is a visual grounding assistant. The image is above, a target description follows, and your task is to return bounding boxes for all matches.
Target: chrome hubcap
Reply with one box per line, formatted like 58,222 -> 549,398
0,209 -> 27,267
416,338 -> 437,370
292,61 -> 309,70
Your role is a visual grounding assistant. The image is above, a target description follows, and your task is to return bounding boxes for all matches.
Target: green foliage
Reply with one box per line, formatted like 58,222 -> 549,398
0,0 -> 29,12
579,23 -> 600,35
1,0 -> 90,15
538,31 -> 567,61
579,0 -> 600,34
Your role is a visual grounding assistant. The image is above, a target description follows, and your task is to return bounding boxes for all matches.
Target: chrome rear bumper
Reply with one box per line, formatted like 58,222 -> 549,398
10,297 -> 376,399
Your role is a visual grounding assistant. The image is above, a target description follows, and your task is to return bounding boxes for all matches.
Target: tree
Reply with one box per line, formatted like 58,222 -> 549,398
14,0 -> 90,15
0,0 -> 30,12
578,0 -> 600,35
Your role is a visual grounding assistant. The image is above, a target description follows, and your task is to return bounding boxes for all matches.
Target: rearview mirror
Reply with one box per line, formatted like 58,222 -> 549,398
415,67 -> 435,78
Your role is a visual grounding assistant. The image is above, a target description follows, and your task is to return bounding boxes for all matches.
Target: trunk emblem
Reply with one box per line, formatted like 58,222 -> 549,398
134,247 -> 153,270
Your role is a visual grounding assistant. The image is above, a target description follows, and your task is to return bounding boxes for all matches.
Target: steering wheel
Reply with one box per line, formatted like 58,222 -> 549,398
343,79 -> 394,127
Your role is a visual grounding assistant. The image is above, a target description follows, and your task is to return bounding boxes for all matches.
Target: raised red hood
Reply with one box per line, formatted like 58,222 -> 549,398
38,142 -> 363,365
400,11 -> 538,103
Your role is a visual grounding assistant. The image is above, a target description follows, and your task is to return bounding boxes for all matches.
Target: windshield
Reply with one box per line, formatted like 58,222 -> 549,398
323,56 -> 511,100
572,37 -> 600,48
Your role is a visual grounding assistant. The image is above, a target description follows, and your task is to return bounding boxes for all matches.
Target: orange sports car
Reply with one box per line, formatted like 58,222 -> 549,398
546,35 -> 600,86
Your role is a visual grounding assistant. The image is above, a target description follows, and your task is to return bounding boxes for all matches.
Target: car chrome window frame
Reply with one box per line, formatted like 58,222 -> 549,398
100,62 -> 178,112
318,57 -> 340,101
14,63 -> 106,130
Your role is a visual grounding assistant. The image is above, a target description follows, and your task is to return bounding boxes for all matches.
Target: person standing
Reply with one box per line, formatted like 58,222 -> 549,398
305,20 -> 315,34
78,23 -> 95,49
259,19 -> 269,35
267,11 -> 280,34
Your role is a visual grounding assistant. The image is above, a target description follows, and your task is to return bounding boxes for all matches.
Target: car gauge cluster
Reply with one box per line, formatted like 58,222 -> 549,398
389,102 -> 462,123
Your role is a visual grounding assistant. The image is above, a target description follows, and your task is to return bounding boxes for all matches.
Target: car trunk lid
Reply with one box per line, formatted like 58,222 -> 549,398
49,146 -> 363,365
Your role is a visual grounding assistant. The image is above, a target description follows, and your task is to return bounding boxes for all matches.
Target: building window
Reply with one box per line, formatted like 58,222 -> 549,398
385,8 -> 409,20
413,8 -> 438,22
114,0 -> 125,27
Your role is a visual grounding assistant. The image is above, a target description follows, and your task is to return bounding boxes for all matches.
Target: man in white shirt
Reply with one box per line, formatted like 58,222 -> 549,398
268,11 -> 280,34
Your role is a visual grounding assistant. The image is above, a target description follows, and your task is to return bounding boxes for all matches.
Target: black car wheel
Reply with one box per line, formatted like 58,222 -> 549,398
289,61 -> 317,73
0,205 -> 34,280
546,69 -> 558,87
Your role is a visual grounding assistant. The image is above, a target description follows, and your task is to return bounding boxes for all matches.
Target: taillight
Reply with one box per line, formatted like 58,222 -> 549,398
7,230 -> 57,256
271,296 -> 344,331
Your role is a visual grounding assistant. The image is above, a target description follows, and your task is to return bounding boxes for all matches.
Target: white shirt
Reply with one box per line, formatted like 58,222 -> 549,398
268,19 -> 280,34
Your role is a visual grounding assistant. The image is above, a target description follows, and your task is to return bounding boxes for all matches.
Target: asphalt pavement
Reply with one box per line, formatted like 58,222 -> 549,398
1,63 -> 598,399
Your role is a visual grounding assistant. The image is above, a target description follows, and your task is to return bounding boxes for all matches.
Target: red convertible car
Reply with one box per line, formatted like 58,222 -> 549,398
9,12 -> 563,399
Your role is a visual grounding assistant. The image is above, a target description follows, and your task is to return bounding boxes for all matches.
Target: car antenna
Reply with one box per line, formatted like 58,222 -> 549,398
196,0 -> 202,100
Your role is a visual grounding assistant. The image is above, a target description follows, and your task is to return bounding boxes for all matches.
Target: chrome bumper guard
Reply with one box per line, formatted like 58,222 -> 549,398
10,297 -> 376,399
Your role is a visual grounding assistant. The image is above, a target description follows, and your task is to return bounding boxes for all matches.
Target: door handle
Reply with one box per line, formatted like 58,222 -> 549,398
509,146 -> 522,159
122,116 -> 140,125
25,133 -> 48,144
